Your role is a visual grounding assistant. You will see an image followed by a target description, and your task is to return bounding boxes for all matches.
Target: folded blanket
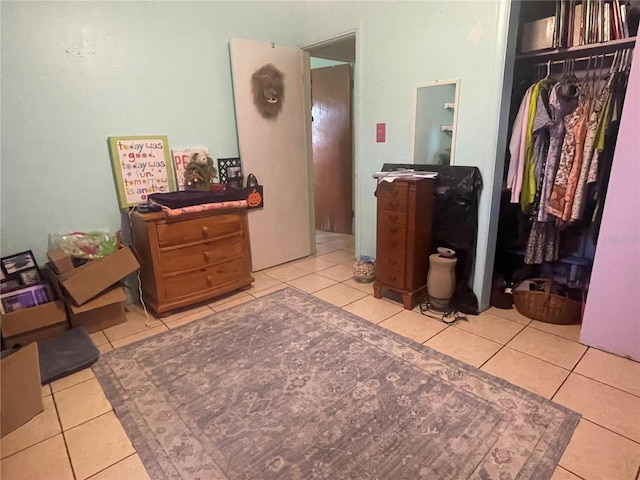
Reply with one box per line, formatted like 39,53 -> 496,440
157,200 -> 248,217
149,190 -> 247,209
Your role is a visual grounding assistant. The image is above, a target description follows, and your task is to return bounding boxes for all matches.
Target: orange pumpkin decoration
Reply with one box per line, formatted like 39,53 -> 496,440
247,188 -> 262,207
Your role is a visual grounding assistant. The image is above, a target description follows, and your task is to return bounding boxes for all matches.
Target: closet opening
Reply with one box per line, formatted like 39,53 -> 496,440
491,0 -> 636,319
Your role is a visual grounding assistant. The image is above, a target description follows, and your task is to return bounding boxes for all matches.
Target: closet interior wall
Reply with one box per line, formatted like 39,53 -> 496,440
493,0 -> 636,307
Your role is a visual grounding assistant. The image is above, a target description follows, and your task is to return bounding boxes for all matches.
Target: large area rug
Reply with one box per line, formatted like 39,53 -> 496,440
93,288 -> 580,480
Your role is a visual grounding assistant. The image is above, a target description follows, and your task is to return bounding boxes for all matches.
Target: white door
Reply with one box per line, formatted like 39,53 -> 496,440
230,38 -> 314,271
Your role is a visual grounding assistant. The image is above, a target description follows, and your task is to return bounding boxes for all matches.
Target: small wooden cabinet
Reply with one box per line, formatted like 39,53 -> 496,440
373,178 -> 435,309
131,208 -> 254,315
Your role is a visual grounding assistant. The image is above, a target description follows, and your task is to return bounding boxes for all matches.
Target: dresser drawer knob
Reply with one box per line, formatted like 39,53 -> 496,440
389,214 -> 398,222
206,275 -> 213,285
202,226 -> 209,238
204,251 -> 211,261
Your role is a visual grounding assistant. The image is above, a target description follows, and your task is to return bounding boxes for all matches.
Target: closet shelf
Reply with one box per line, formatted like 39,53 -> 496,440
515,36 -> 636,64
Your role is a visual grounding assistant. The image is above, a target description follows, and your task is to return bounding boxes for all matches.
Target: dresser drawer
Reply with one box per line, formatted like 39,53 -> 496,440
376,196 -> 407,213
157,214 -> 242,247
164,257 -> 246,299
376,223 -> 406,253
159,235 -> 243,274
376,182 -> 408,200
375,266 -> 405,289
377,209 -> 407,225
375,250 -> 405,273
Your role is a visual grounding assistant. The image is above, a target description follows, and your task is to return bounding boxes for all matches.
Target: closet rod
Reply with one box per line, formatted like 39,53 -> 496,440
515,36 -> 636,63
532,50 -> 631,67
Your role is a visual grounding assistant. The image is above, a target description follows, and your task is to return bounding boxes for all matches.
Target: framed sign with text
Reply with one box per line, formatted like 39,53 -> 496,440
108,135 -> 176,208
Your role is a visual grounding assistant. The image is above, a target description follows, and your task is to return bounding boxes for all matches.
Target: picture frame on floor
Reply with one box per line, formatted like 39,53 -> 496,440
0,250 -> 43,294
1,250 -> 37,275
0,283 -> 53,314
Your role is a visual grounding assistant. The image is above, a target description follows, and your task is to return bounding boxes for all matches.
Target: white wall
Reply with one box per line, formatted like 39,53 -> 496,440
291,1 -> 514,308
1,1 -> 513,309
1,1 -> 302,263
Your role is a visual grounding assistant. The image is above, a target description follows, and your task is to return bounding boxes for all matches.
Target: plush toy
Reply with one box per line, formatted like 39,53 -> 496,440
184,150 -> 217,191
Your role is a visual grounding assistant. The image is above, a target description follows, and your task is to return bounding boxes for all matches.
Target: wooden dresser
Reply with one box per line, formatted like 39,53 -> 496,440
130,208 -> 254,315
373,177 -> 435,309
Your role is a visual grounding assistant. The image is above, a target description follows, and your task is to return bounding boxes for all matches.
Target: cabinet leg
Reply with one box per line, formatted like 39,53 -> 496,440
402,293 -> 413,310
373,282 -> 382,299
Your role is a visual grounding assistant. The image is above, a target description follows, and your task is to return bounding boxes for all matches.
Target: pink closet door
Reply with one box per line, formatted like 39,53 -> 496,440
580,53 -> 640,361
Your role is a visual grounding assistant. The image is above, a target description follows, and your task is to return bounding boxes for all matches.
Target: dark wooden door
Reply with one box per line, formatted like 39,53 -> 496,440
311,64 -> 353,234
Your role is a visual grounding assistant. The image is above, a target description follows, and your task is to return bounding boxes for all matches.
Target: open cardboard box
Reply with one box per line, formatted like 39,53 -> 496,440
46,248 -> 76,274
48,246 -> 139,305
67,286 -> 127,333
1,300 -> 69,349
1,343 -> 44,437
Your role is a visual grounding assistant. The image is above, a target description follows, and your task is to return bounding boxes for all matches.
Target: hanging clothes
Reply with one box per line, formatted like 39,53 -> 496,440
507,86 -> 533,203
506,50 -> 632,267
520,79 -> 546,212
537,79 -> 579,223
547,91 -> 586,221
591,68 -> 630,243
525,81 -> 570,264
528,80 -> 554,221
571,79 -> 610,221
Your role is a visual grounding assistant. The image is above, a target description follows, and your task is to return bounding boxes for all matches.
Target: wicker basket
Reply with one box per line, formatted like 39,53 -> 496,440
512,278 -> 582,325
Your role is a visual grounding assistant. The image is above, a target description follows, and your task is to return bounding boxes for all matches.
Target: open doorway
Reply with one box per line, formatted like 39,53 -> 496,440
304,33 -> 356,235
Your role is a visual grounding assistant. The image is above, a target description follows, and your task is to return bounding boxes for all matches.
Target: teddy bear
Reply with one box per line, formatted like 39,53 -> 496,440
183,150 -> 217,191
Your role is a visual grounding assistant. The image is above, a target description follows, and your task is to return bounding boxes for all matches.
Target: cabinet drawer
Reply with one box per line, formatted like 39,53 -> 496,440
376,182 -> 408,200
376,250 -> 405,273
377,196 -> 407,213
376,223 -> 406,253
378,209 -> 407,225
375,267 -> 405,289
157,214 -> 242,247
164,257 -> 246,299
160,235 -> 243,274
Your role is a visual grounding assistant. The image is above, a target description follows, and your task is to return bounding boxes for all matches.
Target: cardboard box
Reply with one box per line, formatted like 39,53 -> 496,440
57,246 -> 139,306
68,286 -> 127,333
1,301 -> 69,349
1,343 -> 44,437
520,16 -> 555,53
46,248 -> 75,274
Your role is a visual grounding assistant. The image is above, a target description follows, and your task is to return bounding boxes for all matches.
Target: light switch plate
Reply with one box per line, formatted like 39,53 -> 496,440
376,123 -> 386,143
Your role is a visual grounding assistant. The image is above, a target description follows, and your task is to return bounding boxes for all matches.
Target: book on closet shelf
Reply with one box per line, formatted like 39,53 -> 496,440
574,3 -> 584,46
604,3 -> 611,42
612,0 -> 623,40
620,3 -> 630,38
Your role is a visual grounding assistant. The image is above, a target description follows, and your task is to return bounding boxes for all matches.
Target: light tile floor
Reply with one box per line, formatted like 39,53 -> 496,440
2,231 -> 639,480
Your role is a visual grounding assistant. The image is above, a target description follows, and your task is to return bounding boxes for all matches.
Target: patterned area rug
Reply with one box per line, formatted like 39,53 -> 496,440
93,288 -> 580,480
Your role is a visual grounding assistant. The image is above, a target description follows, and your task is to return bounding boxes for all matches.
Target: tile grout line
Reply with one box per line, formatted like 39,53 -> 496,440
51,392 -> 79,480
549,347 -> 591,403
562,416 -> 640,449
564,369 -> 640,400
82,452 -> 138,480
483,344 -> 574,373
